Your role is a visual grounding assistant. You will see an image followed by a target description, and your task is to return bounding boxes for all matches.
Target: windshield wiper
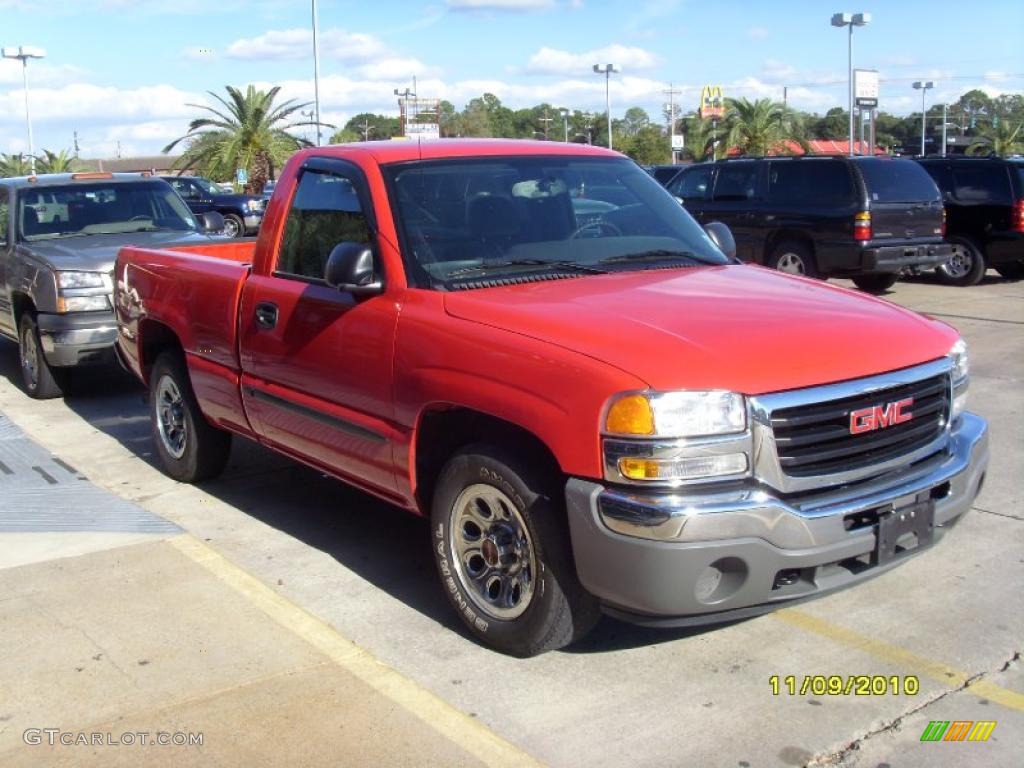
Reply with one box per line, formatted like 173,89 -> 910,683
446,259 -> 608,278
599,249 -> 715,266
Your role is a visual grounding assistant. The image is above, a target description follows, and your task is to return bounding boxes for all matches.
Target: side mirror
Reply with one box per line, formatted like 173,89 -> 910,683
704,221 -> 737,260
199,211 -> 225,233
324,242 -> 382,296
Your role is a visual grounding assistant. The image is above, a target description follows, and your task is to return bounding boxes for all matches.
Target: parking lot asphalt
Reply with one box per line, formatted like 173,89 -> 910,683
0,271 -> 1021,767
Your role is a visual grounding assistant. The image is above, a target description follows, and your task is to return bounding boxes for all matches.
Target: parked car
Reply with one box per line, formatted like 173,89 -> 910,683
160,175 -> 264,238
665,156 -> 953,292
114,140 -> 987,656
644,164 -> 685,186
915,155 -> 1024,285
0,172 -> 222,398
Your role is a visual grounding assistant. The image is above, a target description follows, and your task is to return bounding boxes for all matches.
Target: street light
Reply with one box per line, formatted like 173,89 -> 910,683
592,63 -> 618,150
831,12 -> 870,156
912,81 -> 935,156
2,45 -> 46,175
394,87 -> 415,136
310,0 -> 322,146
558,107 -> 569,142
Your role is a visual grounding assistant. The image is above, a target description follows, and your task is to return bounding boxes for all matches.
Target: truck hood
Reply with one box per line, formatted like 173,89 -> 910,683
442,265 -> 958,395
21,231 -> 215,273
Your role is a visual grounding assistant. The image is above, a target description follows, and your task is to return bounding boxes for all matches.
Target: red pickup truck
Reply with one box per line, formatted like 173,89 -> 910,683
115,140 -> 988,656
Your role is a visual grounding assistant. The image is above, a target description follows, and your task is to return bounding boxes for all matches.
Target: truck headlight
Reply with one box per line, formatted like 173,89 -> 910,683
58,271 -> 105,289
605,390 -> 747,438
58,295 -> 111,312
949,338 -> 969,420
246,199 -> 263,212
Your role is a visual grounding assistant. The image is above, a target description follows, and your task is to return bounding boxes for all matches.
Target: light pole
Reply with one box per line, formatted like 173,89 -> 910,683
592,63 -> 618,150
394,87 -> 415,136
831,12 -> 870,157
912,81 -> 934,156
310,0 -> 322,146
2,45 -> 46,175
558,108 -> 569,142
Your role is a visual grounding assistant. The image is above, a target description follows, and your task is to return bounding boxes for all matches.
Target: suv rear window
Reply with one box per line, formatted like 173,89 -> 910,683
768,161 -> 853,205
952,164 -> 1010,204
856,159 -> 939,203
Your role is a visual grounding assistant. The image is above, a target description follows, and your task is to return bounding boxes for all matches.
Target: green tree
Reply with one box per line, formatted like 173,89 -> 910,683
35,149 -> 82,174
678,115 -> 717,161
621,107 -> 651,137
0,153 -> 31,177
724,97 -> 805,156
332,113 -> 400,143
163,84 -> 315,194
619,125 -> 667,164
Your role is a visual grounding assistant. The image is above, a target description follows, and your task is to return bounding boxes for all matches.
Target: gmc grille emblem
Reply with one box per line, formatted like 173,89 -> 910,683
850,397 -> 914,434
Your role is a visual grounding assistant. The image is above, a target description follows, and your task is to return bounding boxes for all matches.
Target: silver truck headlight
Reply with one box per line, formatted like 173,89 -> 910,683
949,339 -> 969,419
247,199 -> 263,212
58,271 -> 105,289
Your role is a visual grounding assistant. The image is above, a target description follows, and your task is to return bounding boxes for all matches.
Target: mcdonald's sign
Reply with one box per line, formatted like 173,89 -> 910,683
920,720 -> 997,742
699,85 -> 725,120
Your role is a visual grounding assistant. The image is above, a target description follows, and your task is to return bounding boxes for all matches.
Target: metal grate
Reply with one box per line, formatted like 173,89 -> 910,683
770,374 -> 950,478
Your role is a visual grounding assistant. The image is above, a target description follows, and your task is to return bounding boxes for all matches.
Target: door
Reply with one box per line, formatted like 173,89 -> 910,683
169,178 -> 214,216
666,165 -> 713,220
703,162 -> 763,262
239,159 -> 401,495
0,188 -> 12,335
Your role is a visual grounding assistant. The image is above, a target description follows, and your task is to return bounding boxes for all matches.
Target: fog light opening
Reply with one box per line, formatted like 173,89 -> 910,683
694,557 -> 747,604
929,481 -> 952,501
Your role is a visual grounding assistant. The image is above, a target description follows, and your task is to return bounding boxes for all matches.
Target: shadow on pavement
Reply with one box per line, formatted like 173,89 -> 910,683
0,337 -> 740,653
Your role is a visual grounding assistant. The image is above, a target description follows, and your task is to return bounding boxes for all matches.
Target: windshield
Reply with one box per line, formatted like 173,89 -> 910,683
385,156 -> 729,289
192,177 -> 224,196
856,158 -> 941,203
17,181 -> 198,241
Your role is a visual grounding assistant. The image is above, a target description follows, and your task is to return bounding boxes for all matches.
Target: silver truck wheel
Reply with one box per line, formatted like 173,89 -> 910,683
449,484 -> 538,620
18,314 -> 67,399
775,252 -> 806,274
155,374 -> 188,460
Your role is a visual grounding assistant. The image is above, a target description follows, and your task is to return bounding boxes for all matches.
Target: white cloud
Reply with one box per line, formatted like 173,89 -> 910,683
760,59 -> 797,83
353,58 -> 441,81
746,27 -> 769,40
0,59 -> 90,86
447,0 -> 554,10
525,44 -> 659,75
227,28 -> 388,62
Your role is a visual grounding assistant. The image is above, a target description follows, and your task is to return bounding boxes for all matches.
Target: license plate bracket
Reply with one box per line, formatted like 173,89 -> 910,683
873,498 -> 935,566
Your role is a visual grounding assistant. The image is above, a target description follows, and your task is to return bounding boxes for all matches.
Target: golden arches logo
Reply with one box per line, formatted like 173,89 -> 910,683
700,85 -> 725,119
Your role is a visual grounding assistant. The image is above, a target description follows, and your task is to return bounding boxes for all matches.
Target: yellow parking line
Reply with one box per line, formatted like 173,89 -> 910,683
775,608 -> 1024,712
171,534 -> 544,768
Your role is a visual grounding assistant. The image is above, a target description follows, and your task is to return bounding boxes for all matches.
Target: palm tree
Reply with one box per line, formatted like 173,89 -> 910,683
679,116 -> 718,162
724,97 -> 807,157
35,149 -> 81,174
163,85 -> 317,194
0,152 -> 31,178
966,120 -> 1023,157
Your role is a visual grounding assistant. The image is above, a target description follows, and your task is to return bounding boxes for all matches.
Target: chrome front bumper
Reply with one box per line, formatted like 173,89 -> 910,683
565,412 -> 988,625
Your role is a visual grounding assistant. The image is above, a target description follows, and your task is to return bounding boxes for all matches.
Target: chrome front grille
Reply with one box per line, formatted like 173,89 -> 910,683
750,359 -> 953,494
770,374 -> 950,477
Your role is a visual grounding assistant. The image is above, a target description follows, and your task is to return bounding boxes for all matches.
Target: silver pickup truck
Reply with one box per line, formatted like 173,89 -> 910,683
0,172 -> 221,398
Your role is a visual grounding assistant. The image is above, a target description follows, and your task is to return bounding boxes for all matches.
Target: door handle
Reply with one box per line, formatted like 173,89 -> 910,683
254,302 -> 278,330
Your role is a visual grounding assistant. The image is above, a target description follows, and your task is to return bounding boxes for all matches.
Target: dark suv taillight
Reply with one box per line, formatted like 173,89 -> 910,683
853,211 -> 872,241
1014,199 -> 1024,234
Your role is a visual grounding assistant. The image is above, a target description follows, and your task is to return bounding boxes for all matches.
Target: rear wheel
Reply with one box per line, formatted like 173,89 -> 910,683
935,237 -> 986,286
149,352 -> 231,482
768,241 -> 819,278
431,444 -> 599,656
18,313 -> 69,399
851,273 -> 899,293
994,261 -> 1024,279
222,213 -> 245,239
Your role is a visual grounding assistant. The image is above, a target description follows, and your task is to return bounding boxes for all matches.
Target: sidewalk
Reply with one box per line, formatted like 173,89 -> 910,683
0,412 -> 534,767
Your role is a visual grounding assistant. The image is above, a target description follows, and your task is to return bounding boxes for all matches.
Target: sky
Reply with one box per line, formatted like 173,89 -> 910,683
1,0 -> 1022,159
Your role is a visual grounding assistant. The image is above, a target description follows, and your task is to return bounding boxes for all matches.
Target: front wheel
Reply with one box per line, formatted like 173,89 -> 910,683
431,445 -> 599,656
149,352 -> 231,482
851,273 -> 899,293
936,237 -> 986,286
18,313 -> 69,399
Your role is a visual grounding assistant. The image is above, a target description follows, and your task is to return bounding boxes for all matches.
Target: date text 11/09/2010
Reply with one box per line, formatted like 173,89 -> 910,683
769,675 -> 920,697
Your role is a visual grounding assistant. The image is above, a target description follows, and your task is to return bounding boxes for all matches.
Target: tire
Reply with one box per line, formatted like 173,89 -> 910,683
149,352 -> 231,483
768,240 -> 819,278
851,273 -> 899,293
935,237 -> 986,286
18,313 -> 69,399
431,444 -> 600,656
994,261 -> 1024,280
221,213 -> 245,239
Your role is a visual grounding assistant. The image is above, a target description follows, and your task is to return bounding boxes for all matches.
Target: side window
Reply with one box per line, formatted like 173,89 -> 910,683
277,170 -> 371,281
711,165 -> 759,201
767,162 -> 804,204
0,189 -> 9,246
669,166 -> 712,201
803,162 -> 854,205
952,165 -> 1010,204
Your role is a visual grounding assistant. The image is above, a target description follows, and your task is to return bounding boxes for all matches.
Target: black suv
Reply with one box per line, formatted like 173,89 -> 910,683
665,156 -> 952,292
160,175 -> 264,238
915,156 -> 1024,285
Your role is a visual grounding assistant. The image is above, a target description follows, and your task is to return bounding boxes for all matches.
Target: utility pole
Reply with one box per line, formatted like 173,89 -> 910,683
360,117 -> 372,141
559,108 -> 569,142
538,110 -> 553,139
73,130 -> 80,158
663,82 -> 682,163
592,64 -> 619,149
